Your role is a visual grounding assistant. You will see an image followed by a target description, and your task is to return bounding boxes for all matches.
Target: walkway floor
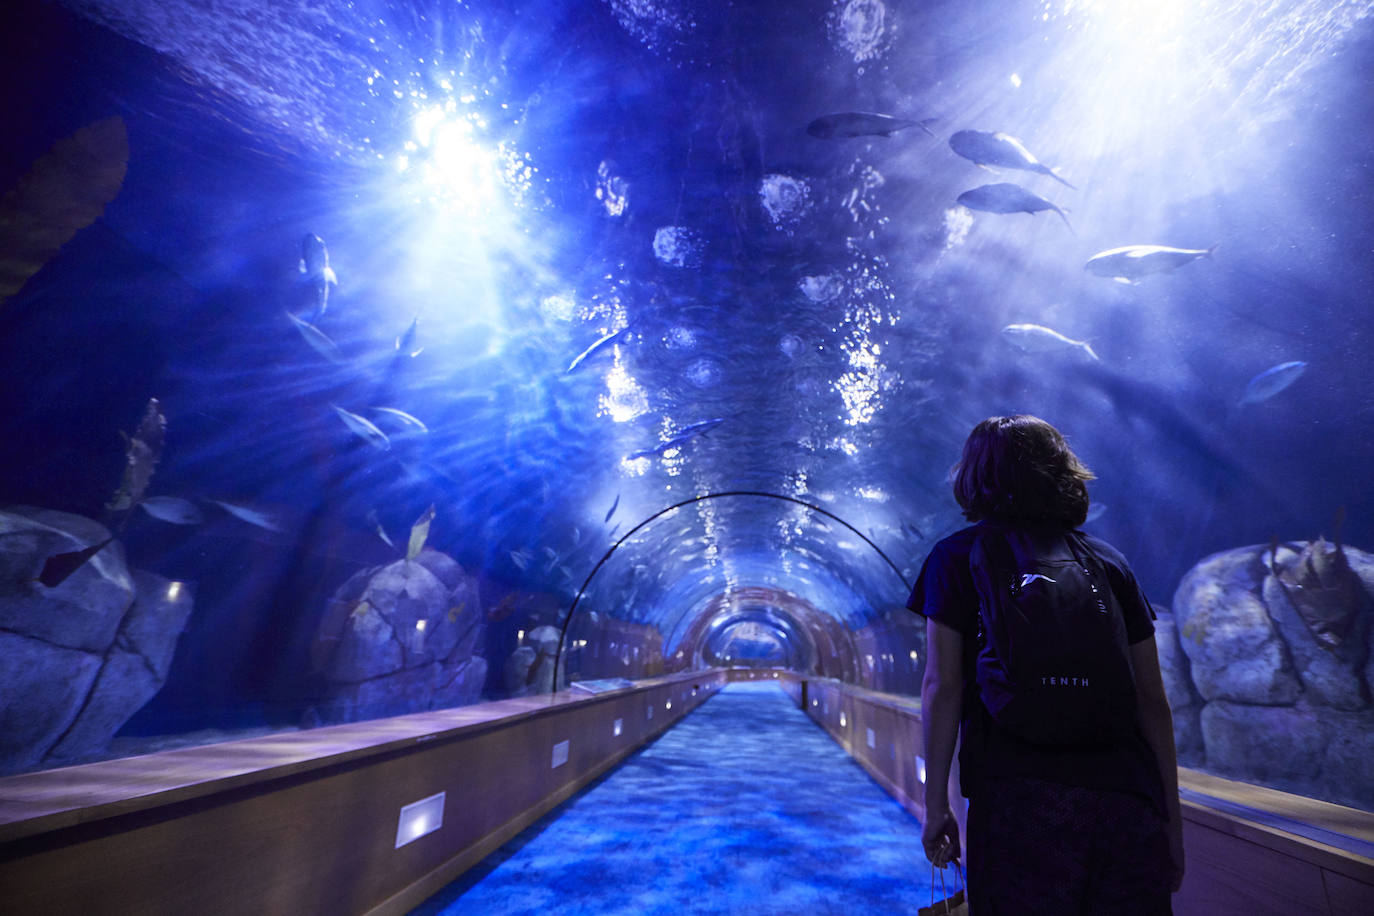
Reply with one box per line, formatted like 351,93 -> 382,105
410,681 -> 946,915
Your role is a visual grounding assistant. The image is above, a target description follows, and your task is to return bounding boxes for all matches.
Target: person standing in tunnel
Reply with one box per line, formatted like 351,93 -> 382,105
910,415 -> 1184,914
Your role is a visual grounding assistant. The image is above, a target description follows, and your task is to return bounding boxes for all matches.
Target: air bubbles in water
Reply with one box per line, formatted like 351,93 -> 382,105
829,0 -> 892,63
653,226 -> 700,267
799,274 -> 843,303
759,174 -> 811,227
686,358 -> 722,388
779,334 -> 805,359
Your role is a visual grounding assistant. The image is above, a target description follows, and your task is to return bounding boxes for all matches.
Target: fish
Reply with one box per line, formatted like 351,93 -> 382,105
106,399 -> 165,513
395,317 -> 422,357
1084,503 -> 1108,524
211,500 -> 281,531
627,417 -> 726,461
901,522 -> 925,541
367,406 -> 429,434
407,504 -> 435,561
1271,520 -> 1369,651
298,233 -> 338,320
956,183 -> 1072,230
1001,323 -> 1099,361
509,548 -> 532,571
806,112 -> 938,140
0,116 -> 129,306
605,493 -> 620,524
1239,360 -> 1307,406
138,496 -> 203,525
332,405 -> 390,450
37,536 -> 115,588
286,311 -> 344,363
567,327 -> 630,373
1084,244 -> 1217,284
948,130 -> 1075,189
486,593 -> 518,622
366,508 -> 394,548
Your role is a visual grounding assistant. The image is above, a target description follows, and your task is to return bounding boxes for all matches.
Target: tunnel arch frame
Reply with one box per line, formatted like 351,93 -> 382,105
552,489 -> 913,694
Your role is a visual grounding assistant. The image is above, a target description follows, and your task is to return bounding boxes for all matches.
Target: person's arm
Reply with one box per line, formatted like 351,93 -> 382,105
921,616 -> 964,867
1131,636 -> 1186,892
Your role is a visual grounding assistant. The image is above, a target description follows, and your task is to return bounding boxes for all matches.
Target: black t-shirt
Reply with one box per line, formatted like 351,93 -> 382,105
908,520 -> 1166,816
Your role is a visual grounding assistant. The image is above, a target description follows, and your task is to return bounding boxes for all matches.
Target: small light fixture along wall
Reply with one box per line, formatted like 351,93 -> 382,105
839,713 -> 847,728
395,791 -> 446,849
665,700 -> 672,710
866,727 -> 876,749
916,755 -> 927,784
613,718 -> 623,737
551,740 -> 570,769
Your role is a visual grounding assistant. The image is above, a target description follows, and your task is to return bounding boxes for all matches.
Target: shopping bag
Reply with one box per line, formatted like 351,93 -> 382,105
919,863 -> 969,916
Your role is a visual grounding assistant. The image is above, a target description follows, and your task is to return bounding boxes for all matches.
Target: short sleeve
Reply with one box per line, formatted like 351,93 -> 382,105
1084,534 -> 1156,645
906,538 -> 978,637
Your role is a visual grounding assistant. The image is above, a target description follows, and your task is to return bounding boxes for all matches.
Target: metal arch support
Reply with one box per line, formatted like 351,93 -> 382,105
552,489 -> 912,695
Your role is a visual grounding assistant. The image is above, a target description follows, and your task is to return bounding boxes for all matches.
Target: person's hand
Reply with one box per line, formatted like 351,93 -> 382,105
922,807 -> 961,868
1167,829 -> 1185,893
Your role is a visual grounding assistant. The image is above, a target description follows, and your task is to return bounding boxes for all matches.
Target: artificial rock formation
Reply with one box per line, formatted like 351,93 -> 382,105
310,547 -> 487,722
0,507 -> 193,772
1167,540 -> 1374,809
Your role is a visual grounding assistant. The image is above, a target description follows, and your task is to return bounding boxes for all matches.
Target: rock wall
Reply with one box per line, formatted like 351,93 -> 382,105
1166,541 -> 1374,810
0,507 -> 193,773
309,547 -> 487,722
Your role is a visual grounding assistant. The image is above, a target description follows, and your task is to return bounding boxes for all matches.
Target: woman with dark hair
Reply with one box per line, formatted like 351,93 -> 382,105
911,415 -> 1184,914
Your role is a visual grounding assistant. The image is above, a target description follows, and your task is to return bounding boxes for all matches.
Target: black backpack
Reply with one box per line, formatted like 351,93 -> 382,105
968,524 -> 1137,747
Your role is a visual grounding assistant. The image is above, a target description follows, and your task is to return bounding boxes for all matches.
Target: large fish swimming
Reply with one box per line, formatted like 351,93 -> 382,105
332,404 -> 391,450
567,327 -> 631,373
299,233 -> 337,320
948,130 -> 1075,189
1084,244 -> 1217,284
1001,323 -> 1099,361
1239,360 -> 1307,406
807,112 -> 937,140
627,417 -> 725,460
286,311 -> 344,363
956,183 -> 1072,230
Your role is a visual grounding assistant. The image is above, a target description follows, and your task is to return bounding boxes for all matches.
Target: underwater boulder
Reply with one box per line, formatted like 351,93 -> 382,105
0,510 -> 194,773
1172,548 -> 1301,704
311,551 -> 487,723
1170,541 -> 1374,809
0,507 -> 136,652
503,625 -> 561,697
1151,609 -> 1204,763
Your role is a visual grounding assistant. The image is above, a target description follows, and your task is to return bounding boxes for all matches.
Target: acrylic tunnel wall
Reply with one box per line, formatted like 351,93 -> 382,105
2,0 -> 1374,912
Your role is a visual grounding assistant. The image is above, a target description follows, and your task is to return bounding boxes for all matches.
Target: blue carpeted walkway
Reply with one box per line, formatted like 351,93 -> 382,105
410,681 -> 944,915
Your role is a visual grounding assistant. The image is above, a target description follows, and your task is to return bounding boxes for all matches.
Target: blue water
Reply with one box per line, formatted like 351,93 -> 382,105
410,682 -> 942,915
2,0 -> 1372,766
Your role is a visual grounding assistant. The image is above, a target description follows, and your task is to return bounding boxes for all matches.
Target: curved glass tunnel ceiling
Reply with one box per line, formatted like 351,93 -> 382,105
1,0 -> 1372,797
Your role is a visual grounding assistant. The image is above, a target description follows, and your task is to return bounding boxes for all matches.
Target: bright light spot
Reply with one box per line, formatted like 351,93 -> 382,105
909,650 -> 918,662
415,620 -> 427,632
541,294 -> 575,322
840,713 -> 847,727
856,486 -> 889,502
517,629 -> 525,642
917,755 -> 927,783
666,701 -> 672,710
598,363 -> 650,423
942,206 -> 973,252
410,817 -> 429,839
1010,72 -> 1022,88
166,581 -> 183,601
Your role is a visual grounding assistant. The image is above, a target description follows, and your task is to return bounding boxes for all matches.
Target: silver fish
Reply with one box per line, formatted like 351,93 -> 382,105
332,404 -> 391,450
286,311 -> 344,363
1239,361 -> 1307,406
211,500 -> 281,531
1001,323 -> 1099,361
395,317 -> 422,357
298,233 -> 337,320
567,327 -> 630,373
807,112 -> 937,139
367,509 -> 395,548
1084,244 -> 1217,284
605,493 -> 620,524
627,417 -> 726,461
956,183 -> 1072,230
949,130 -> 1075,189
367,406 -> 429,434
138,495 -> 203,525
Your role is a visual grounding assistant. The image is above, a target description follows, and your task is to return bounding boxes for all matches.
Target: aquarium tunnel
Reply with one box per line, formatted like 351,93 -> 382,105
1,0 -> 1373,913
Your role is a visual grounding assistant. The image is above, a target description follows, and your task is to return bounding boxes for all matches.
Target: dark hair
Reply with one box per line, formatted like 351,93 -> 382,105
952,415 -> 1095,527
